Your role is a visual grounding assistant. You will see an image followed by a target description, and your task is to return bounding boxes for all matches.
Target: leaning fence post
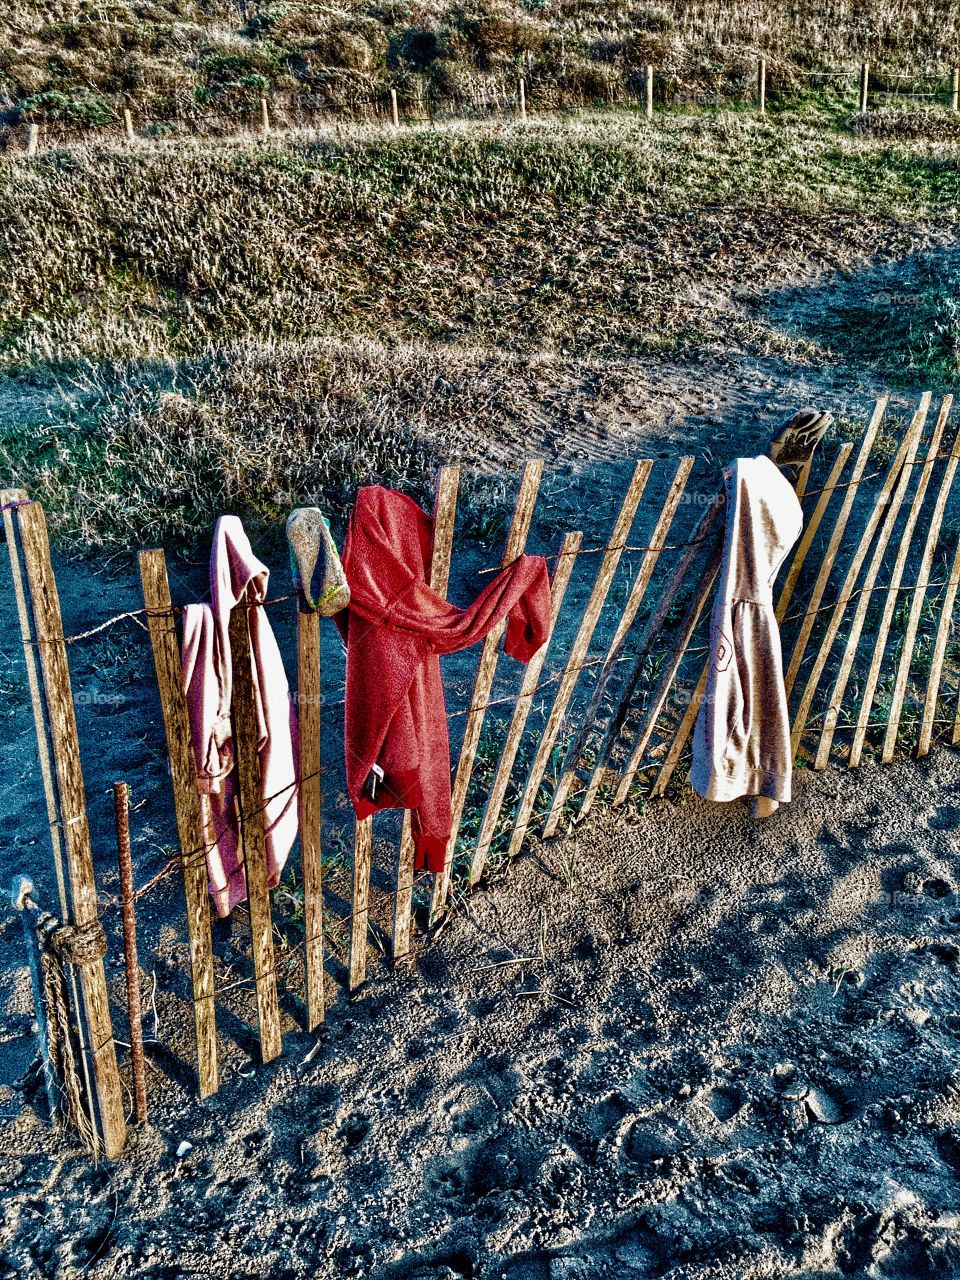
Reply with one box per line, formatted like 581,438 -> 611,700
260,96 -> 270,139
26,122 -> 39,156
645,65 -> 654,119
758,58 -> 767,113
390,88 -> 400,129
114,782 -> 147,1124
139,549 -> 220,1098
952,67 -> 959,112
859,62 -> 870,112
297,602 -> 324,1029
227,600 -> 283,1062
17,502 -> 126,1159
10,875 -> 59,1124
123,108 -> 135,144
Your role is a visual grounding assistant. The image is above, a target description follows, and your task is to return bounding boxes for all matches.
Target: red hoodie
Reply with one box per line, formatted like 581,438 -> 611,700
337,485 -> 551,871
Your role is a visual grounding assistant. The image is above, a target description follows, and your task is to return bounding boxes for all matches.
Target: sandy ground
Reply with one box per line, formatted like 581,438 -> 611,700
2,743 -> 960,1279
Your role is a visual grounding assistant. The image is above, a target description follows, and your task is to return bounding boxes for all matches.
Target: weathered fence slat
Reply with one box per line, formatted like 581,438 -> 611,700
883,407 -> 960,762
19,502 -> 127,1158
784,398 -> 888,698
775,443 -> 854,622
792,396 -> 926,757
297,604 -> 324,1029
847,395 -> 950,767
140,550 -> 220,1098
431,460 -> 544,918
227,602 -> 283,1061
651,446 -> 845,798
920,532 -> 960,756
393,465 -> 460,962
493,460 -> 651,863
350,817 -> 373,989
613,534 -> 724,806
544,456 -> 696,833
470,529 -> 582,884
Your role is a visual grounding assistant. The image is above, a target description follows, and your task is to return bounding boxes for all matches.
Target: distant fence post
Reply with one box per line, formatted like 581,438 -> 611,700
390,87 -> 400,128
758,58 -> 766,114
114,781 -> 148,1124
26,123 -> 39,157
260,96 -> 270,139
952,67 -> 959,112
123,108 -> 134,143
645,65 -> 654,119
859,62 -> 870,112
519,77 -> 527,122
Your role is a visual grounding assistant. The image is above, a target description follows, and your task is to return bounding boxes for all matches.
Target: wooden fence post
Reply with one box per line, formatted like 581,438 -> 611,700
393,466 -> 460,963
260,97 -> 270,139
227,601 -> 283,1061
922,531 -> 960,754
431,461 -> 544,919
951,68 -> 959,112
645,65 -> 654,119
860,62 -> 870,112
390,88 -> 400,129
123,109 -> 134,143
297,604 -> 324,1029
114,781 -> 147,1124
349,817 -> 373,989
17,503 -> 126,1158
758,58 -> 767,114
139,550 -> 220,1098
27,123 -> 39,157
519,77 -> 527,122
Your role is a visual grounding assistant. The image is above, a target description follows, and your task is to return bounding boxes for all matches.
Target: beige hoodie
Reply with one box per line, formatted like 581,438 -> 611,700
691,455 -> 802,804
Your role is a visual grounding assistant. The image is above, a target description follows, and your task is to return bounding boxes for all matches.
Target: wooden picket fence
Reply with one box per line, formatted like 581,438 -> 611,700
6,387 -> 960,1156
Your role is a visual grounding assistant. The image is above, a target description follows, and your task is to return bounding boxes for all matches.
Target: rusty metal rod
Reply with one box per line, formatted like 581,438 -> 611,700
114,782 -> 147,1124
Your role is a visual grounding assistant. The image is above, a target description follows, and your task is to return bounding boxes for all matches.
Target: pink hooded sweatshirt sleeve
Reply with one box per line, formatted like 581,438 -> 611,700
181,516 -> 299,917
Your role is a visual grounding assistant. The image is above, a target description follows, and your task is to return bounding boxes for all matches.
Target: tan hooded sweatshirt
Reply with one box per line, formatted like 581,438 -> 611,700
691,455 -> 802,804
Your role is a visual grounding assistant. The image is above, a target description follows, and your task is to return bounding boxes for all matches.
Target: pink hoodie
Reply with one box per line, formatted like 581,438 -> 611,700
181,516 -> 299,917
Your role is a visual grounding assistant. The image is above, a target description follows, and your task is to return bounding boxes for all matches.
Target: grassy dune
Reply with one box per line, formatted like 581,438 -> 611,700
1,102 -> 958,548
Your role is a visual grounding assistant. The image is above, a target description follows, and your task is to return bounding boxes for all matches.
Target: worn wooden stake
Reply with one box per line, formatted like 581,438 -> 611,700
860,62 -> 870,112
951,67 -> 958,112
26,123 -> 39,157
431,461 -> 544,919
519,77 -> 527,121
18,503 -> 126,1158
113,782 -> 147,1125
227,601 -> 283,1061
783,398 -> 888,697
123,109 -> 134,143
349,817 -> 373,989
645,65 -> 654,119
923,532 -> 960,753
542,457 -> 694,836
471,529 -> 582,883
758,58 -> 767,114
139,550 -> 219,1098
883,407 -> 960,761
260,96 -> 270,139
775,444 -> 854,624
393,465 -> 460,963
390,88 -> 400,128
297,605 -> 324,1029
847,395 -> 950,767
792,397 -> 925,759
498,461 -> 651,866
